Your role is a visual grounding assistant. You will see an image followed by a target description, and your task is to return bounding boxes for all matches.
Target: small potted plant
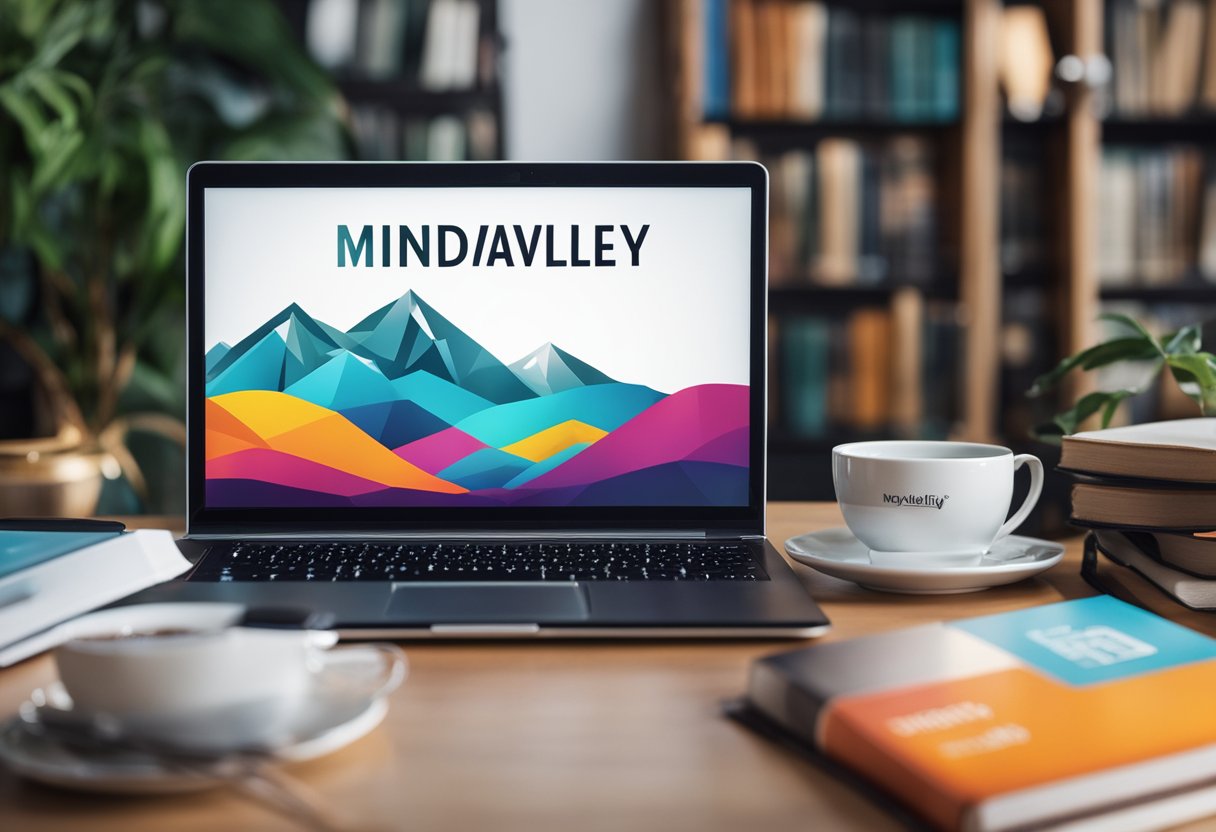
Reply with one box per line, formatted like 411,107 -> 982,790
0,0 -> 351,514
1029,312 -> 1216,440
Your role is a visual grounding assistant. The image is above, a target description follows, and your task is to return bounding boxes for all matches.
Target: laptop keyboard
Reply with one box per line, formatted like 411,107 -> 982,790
189,540 -> 767,582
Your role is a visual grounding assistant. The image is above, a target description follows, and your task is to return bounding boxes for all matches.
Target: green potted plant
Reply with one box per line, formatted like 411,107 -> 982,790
0,0 -> 350,514
1029,312 -> 1216,440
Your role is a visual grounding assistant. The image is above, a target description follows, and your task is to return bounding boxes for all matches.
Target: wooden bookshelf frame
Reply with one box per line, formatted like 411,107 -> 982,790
960,0 -> 1003,442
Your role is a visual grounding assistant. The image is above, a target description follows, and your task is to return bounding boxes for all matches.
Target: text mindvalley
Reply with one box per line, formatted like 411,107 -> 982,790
338,224 -> 650,269
882,493 -> 948,510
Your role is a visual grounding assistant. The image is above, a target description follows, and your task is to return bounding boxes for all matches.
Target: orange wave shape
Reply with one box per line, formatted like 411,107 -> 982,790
500,419 -> 608,462
207,391 -> 467,494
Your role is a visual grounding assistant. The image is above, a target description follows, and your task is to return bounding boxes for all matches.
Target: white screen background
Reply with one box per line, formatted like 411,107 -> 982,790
204,186 -> 753,394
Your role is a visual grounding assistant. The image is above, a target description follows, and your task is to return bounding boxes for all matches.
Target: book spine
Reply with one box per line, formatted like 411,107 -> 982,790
933,19 -> 960,122
703,0 -> 730,120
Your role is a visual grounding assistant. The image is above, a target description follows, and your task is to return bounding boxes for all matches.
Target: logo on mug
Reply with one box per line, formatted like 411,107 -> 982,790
882,493 -> 949,510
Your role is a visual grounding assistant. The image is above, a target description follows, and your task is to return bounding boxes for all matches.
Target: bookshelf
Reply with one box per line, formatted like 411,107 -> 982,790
666,0 -> 1216,504
276,0 -> 505,160
665,0 -> 997,498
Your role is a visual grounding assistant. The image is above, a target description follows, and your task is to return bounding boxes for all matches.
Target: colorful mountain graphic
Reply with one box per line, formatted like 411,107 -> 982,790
205,291 -> 748,507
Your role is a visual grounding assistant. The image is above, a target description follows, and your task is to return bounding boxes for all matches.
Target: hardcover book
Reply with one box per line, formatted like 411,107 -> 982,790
1071,480 -> 1216,531
1094,528 -> 1216,609
739,596 -> 1216,831
0,528 -> 191,666
1060,418 -> 1216,484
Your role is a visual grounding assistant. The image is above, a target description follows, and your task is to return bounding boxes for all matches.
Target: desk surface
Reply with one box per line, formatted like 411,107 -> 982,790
0,503 -> 1212,832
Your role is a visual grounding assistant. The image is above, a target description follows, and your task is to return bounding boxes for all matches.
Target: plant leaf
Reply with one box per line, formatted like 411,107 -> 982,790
1165,353 -> 1216,416
1098,312 -> 1163,350
1028,336 -> 1159,396
1030,388 -> 1143,442
1162,325 -> 1203,356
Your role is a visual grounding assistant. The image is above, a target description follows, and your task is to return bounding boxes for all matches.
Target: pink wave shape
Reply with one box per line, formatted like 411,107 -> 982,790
206,448 -> 388,497
521,384 -> 748,490
394,427 -> 489,474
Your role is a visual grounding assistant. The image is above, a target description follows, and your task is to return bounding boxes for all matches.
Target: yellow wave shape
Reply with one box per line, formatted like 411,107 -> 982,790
207,391 -> 467,494
501,419 -> 608,463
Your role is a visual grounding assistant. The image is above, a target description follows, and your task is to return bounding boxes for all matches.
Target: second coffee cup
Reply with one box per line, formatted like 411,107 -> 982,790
832,440 -> 1043,559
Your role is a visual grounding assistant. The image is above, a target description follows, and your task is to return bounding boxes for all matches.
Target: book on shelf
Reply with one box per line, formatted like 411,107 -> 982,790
1094,528 -> 1216,609
1097,146 -> 1214,286
1060,418 -> 1216,484
420,0 -> 481,91
776,297 -> 953,441
349,107 -> 495,160
705,0 -> 958,123
304,0 -> 483,88
1000,153 -> 1048,277
734,596 -> 1216,832
999,5 -> 1054,122
752,136 -> 939,287
1108,0 -> 1214,116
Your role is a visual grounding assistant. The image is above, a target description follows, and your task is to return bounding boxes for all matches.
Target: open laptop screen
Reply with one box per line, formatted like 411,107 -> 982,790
189,164 -> 765,530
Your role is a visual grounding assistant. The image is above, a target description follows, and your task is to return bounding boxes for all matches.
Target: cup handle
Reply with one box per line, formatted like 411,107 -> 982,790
321,643 -> 409,701
994,454 -> 1044,542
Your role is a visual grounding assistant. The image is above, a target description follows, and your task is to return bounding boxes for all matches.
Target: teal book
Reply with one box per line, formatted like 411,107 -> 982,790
0,531 -> 119,580
932,20 -> 960,122
782,319 -> 829,437
890,17 -> 918,122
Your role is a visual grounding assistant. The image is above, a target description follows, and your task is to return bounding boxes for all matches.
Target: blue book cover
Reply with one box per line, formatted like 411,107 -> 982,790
702,0 -> 730,120
0,531 -> 121,581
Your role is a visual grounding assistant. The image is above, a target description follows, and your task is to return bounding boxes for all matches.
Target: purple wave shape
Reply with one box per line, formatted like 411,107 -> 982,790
206,462 -> 748,509
207,449 -> 388,497
207,479 -> 360,508
519,384 -> 749,490
207,478 -> 513,508
683,426 -> 749,467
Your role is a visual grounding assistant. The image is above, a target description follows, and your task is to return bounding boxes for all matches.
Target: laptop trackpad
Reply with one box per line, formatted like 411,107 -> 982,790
385,583 -> 590,623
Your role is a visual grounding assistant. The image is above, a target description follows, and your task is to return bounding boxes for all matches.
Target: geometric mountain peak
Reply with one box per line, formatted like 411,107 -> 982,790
508,342 -> 615,397
344,290 -> 537,404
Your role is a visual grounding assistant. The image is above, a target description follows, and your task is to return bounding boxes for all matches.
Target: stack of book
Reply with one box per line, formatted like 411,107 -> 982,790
701,0 -> 960,123
754,137 -> 940,286
1106,0 -> 1216,117
1061,418 -> 1216,610
1098,147 -> 1216,286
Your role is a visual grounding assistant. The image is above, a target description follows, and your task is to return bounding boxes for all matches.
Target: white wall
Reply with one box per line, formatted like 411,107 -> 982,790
499,0 -> 663,161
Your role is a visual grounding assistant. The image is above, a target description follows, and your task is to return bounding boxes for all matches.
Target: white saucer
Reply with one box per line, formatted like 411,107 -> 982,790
784,527 -> 1065,594
0,649 -> 396,794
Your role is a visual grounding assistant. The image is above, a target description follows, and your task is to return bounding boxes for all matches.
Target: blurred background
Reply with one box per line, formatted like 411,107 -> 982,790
2,0 -> 1214,531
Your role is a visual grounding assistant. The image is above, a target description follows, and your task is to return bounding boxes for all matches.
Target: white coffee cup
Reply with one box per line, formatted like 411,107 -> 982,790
832,440 -> 1044,558
51,603 -> 398,750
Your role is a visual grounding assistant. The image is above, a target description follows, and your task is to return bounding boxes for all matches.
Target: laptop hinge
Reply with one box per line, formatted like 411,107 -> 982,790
185,529 -> 716,541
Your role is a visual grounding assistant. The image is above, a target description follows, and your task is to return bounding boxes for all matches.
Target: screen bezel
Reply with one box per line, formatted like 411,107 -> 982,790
186,162 -> 767,535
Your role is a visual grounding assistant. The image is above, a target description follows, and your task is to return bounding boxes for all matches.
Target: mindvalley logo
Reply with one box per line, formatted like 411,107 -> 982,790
882,493 -> 948,510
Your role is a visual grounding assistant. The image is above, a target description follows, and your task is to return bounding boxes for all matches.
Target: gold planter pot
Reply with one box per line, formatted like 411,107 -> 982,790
0,427 -> 115,517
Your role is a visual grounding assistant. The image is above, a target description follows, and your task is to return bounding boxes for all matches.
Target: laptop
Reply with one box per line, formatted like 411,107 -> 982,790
141,161 -> 830,638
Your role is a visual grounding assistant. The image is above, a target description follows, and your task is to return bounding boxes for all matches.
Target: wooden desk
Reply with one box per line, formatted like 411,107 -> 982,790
0,503 -> 1206,832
